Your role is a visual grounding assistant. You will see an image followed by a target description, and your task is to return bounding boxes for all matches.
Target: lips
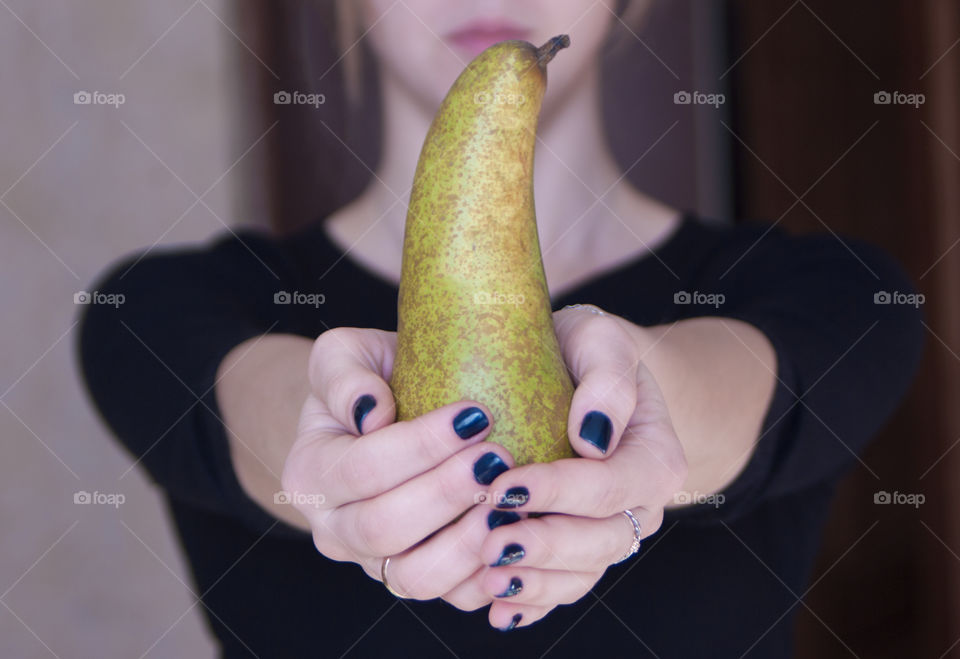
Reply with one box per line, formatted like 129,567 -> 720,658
446,22 -> 532,58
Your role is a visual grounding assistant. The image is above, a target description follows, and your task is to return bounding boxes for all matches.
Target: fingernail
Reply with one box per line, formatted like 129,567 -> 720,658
501,613 -> 522,632
496,577 -> 523,598
453,407 -> 489,439
474,452 -> 509,485
492,543 -> 525,567
579,410 -> 612,453
353,394 -> 376,434
496,486 -> 529,509
487,510 -> 521,530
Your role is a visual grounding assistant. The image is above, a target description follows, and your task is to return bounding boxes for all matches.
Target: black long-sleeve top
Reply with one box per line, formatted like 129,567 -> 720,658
78,214 -> 923,658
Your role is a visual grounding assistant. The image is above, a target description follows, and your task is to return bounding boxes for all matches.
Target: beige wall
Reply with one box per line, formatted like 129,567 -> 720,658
0,1 -> 267,655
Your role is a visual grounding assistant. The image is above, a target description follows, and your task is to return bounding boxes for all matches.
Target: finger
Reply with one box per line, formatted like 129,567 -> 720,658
308,327 -> 397,435
480,565 -> 603,607
329,442 -> 516,557
487,601 -> 552,631
553,307 -> 638,457
437,566 -> 554,628
308,511 -> 361,565
439,567 -> 491,612
484,440 -> 683,518
284,400 -> 498,509
380,504 -> 490,601
480,508 -> 663,572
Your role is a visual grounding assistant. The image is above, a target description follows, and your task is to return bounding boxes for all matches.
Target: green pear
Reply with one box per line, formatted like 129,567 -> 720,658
390,36 -> 575,465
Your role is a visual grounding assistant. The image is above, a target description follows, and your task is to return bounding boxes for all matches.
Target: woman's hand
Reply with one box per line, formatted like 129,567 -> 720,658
280,327 -> 512,611
470,305 -> 688,630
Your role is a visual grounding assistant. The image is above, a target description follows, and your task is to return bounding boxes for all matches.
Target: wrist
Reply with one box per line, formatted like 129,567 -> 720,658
619,318 -> 681,388
619,318 -> 751,498
217,335 -> 314,530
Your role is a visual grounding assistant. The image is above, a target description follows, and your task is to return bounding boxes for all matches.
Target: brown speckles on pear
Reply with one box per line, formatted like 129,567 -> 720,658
390,37 -> 574,465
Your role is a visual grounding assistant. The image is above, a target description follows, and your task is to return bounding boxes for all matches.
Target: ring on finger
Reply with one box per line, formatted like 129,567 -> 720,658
381,556 -> 410,599
613,509 -> 642,564
563,303 -> 607,316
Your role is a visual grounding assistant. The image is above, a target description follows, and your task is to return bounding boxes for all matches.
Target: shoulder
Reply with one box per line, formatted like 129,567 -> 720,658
88,222 -> 332,297
677,216 -> 917,296
672,214 -> 924,379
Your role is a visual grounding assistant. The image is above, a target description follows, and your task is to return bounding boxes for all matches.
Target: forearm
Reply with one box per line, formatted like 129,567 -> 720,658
216,334 -> 314,531
624,317 -> 777,497
214,317 -> 772,524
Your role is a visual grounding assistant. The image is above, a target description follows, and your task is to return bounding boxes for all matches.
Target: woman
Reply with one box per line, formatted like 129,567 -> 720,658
79,1 -> 923,656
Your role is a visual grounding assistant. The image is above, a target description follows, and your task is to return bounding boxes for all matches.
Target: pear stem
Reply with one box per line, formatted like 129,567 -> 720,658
536,35 -> 571,67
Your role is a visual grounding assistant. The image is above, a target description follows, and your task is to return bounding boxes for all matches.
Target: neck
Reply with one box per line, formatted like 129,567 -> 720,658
530,66 -> 626,262
347,62 -> 675,293
368,63 -> 624,244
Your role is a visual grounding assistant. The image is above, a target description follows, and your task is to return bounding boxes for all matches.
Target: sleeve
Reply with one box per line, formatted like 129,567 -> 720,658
668,225 -> 925,523
77,230 -> 315,537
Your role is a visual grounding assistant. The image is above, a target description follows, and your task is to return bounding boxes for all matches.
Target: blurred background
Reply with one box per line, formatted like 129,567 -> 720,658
1,0 -> 957,656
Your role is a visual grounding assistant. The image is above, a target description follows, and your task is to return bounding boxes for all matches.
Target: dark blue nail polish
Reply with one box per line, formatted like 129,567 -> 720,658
492,543 -> 525,567
501,613 -> 522,631
474,452 -> 509,485
579,410 -> 612,453
496,486 -> 529,509
487,510 -> 521,530
453,407 -> 489,439
496,577 -> 523,598
353,395 -> 376,434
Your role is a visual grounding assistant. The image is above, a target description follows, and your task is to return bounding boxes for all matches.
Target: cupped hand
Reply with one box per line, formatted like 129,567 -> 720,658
469,305 -> 688,630
280,327 -> 510,611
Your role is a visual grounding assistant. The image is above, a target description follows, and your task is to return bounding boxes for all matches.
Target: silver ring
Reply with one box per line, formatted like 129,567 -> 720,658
381,556 -> 408,599
613,509 -> 642,564
563,303 -> 607,316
